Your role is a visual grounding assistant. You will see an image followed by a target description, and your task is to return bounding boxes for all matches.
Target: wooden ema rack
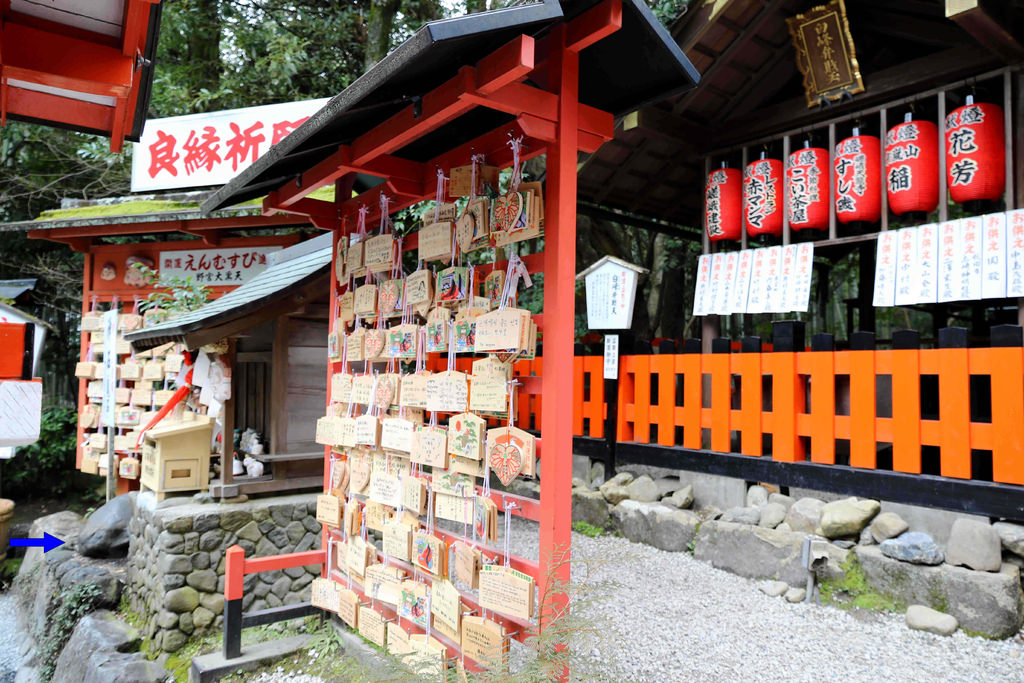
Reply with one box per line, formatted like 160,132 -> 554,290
251,4 -> 623,674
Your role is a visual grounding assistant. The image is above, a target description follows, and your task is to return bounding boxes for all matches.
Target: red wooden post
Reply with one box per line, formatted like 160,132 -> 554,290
223,544 -> 245,658
539,23 -> 577,656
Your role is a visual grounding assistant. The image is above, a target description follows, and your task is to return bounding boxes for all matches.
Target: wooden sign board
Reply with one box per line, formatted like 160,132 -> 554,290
358,605 -> 387,648
581,257 -> 644,329
786,0 -> 864,107
365,564 -> 406,606
478,564 -> 534,620
461,616 -> 508,671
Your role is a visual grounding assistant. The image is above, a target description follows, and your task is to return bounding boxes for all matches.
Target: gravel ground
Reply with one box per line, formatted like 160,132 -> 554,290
245,515 -> 1024,682
0,593 -> 22,683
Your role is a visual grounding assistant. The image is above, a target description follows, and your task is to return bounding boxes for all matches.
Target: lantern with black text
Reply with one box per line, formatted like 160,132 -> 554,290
744,158 -> 784,237
705,167 -> 742,241
786,146 -> 829,231
834,132 -> 881,224
885,118 -> 939,216
945,98 -> 1005,203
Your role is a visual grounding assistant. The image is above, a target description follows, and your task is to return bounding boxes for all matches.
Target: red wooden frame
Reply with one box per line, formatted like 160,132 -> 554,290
251,1 -> 623,674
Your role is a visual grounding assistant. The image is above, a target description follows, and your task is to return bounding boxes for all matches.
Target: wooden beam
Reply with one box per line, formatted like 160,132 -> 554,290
946,0 -> 1024,63
671,0 -> 745,51
270,315 -> 289,455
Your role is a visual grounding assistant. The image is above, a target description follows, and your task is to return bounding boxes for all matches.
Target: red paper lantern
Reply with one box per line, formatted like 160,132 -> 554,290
885,119 -> 939,215
744,158 -> 784,237
834,133 -> 881,224
786,147 -> 829,231
945,100 -> 1005,203
705,167 -> 742,241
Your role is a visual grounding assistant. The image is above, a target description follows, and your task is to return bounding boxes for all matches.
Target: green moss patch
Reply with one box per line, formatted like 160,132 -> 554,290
820,555 -> 905,614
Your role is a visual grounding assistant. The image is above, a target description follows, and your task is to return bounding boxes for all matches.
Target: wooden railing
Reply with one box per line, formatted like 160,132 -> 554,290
571,324 -> 1024,487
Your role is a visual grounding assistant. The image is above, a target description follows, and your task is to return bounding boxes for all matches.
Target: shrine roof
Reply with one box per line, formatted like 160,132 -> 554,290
202,0 -> 699,213
124,231 -> 332,350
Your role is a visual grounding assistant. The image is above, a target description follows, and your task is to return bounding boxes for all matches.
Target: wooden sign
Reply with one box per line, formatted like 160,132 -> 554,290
344,498 -> 361,537
581,256 -> 645,329
350,455 -> 371,494
483,271 -> 504,309
358,605 -> 387,648
311,577 -> 339,612
402,476 -> 427,515
474,308 -> 529,352
413,532 -> 444,575
432,468 -> 475,497
431,578 -> 462,640
383,519 -> 412,562
461,616 -> 507,671
435,493 -> 474,524
407,634 -> 448,682
316,494 -> 341,527
411,425 -> 448,468
352,375 -> 373,405
453,542 -> 481,588
337,417 -> 357,448
474,496 -> 498,543
478,565 -> 534,619
400,580 -> 429,628
346,536 -> 373,577
338,290 -> 355,324
449,163 -> 498,198
346,327 -> 365,363
419,222 -> 454,262
449,455 -> 485,478
447,413 -> 485,460
354,283 -> 378,316
364,328 -> 387,360
347,239 -> 365,278
379,279 -> 403,318
486,426 -> 535,485
436,266 -> 469,304
331,372 -> 354,403
315,415 -> 339,446
330,459 -> 350,496
368,471 -> 402,507
364,234 -> 396,274
364,500 -> 388,532
469,376 -> 507,414
338,588 -> 360,629
387,622 -> 411,656
466,198 -> 491,251
381,417 -> 414,453
353,414 -> 381,448
365,564 -> 406,606
388,324 -> 418,359
455,210 -> 476,254
425,371 -> 468,413
400,372 -> 430,409
787,0 -> 864,108
405,270 -> 433,309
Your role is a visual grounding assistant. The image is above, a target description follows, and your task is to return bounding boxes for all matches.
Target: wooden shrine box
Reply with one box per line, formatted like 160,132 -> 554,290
141,415 -> 213,500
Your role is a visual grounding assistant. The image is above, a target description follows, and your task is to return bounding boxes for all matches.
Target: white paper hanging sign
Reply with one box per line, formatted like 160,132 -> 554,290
764,246 -> 784,313
873,230 -> 898,307
894,227 -> 918,307
938,219 -> 961,303
746,248 -> 768,314
731,249 -> 753,314
792,243 -> 814,312
959,216 -> 983,301
780,244 -> 800,312
1007,210 -> 1024,297
982,212 -> 1008,300
708,253 -> 726,315
915,224 -> 939,304
720,251 -> 740,314
692,254 -> 712,316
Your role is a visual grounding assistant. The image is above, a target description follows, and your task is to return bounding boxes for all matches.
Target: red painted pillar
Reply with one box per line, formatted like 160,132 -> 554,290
539,24 -> 577,636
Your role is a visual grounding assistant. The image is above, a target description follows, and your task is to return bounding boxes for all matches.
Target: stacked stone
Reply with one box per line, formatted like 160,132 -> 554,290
127,493 -> 322,653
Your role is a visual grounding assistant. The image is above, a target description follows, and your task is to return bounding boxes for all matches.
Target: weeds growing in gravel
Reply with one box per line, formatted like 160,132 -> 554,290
819,556 -> 904,613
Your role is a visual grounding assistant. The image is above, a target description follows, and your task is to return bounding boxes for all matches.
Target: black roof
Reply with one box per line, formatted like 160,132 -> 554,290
203,0 -> 698,213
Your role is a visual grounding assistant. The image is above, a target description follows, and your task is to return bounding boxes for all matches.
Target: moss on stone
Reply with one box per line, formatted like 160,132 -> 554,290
820,555 -> 905,614
35,200 -> 203,221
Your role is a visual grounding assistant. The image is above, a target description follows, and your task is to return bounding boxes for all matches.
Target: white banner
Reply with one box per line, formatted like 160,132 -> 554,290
131,98 -> 330,192
158,246 -> 281,285
101,310 -> 119,428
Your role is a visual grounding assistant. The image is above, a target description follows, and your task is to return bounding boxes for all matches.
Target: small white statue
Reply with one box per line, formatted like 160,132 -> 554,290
242,455 -> 264,478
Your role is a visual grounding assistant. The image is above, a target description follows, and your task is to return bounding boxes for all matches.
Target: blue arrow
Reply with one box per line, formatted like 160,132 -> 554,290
10,533 -> 64,553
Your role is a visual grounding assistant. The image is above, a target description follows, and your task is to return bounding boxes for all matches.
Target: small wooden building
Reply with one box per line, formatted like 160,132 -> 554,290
125,232 -> 333,498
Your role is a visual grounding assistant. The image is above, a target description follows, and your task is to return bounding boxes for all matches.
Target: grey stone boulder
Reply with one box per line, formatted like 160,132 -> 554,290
869,512 -> 909,543
648,507 -> 700,552
819,497 -> 880,539
859,526 -> 877,546
721,506 -> 760,525
746,485 -> 769,508
759,580 -> 789,597
599,484 -> 629,505
776,522 -> 792,533
784,587 -> 806,603
994,521 -> 1024,559
946,519 -> 1002,572
783,497 -> 826,534
667,484 -> 694,510
768,493 -> 795,511
906,605 -> 958,636
879,531 -> 944,565
571,477 -> 590,490
19,510 -> 84,577
164,587 -> 200,613
58,562 -> 121,609
758,503 -> 787,529
589,461 -> 605,487
78,493 -> 136,558
572,489 -> 610,528
855,545 -> 1023,638
51,611 -> 166,683
625,475 -> 660,502
610,500 -> 653,544
693,521 -> 848,587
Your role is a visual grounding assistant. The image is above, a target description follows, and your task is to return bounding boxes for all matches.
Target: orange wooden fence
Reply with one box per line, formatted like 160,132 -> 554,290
570,348 -> 1024,487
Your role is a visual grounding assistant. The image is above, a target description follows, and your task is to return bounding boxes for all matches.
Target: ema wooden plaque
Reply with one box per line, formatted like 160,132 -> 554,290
461,616 -> 508,671
478,565 -> 534,620
358,605 -> 387,648
316,494 -> 341,528
337,588 -> 360,628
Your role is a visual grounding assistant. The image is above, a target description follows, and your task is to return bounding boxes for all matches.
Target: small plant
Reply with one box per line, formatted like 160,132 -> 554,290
37,582 -> 105,682
571,521 -> 606,538
819,556 -> 904,613
131,262 -> 211,316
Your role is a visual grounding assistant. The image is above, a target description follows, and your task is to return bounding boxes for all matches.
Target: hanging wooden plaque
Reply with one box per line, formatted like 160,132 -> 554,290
338,588 -> 360,628
434,493 -> 474,524
368,471 -> 402,507
337,417 -> 357,449
388,324 -> 419,359
478,565 -> 534,619
401,475 -> 427,515
354,284 -> 378,316
387,622 -> 411,656
331,372 -> 354,403
400,580 -> 429,628
410,425 -> 448,468
358,605 -> 387,648
346,327 -> 365,363
350,455 -> 371,494
453,542 -> 482,589
447,412 -> 486,460
381,417 -> 414,453
431,578 -> 462,641
449,163 -> 499,198
474,308 -> 530,352
412,532 -> 444,575
405,270 -> 433,308
461,616 -> 508,671
400,372 -> 430,409
786,0 -> 864,108
364,234 -> 396,274
338,290 -> 355,325
316,494 -> 341,527
436,266 -> 469,304
468,376 -> 507,414
425,371 -> 468,413
407,634 -> 448,681
419,222 -> 454,262
486,426 -> 535,485
383,518 -> 413,562
311,577 -> 340,612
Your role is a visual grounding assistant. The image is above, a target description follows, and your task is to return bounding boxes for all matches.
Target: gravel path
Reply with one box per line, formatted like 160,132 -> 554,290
0,593 -> 22,683
245,516 -> 1024,682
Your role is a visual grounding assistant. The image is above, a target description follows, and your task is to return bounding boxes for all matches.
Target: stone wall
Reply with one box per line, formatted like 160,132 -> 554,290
127,492 -> 322,653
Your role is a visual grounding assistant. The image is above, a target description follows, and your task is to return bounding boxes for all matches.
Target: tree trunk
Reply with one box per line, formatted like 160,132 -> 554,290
365,0 -> 402,70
